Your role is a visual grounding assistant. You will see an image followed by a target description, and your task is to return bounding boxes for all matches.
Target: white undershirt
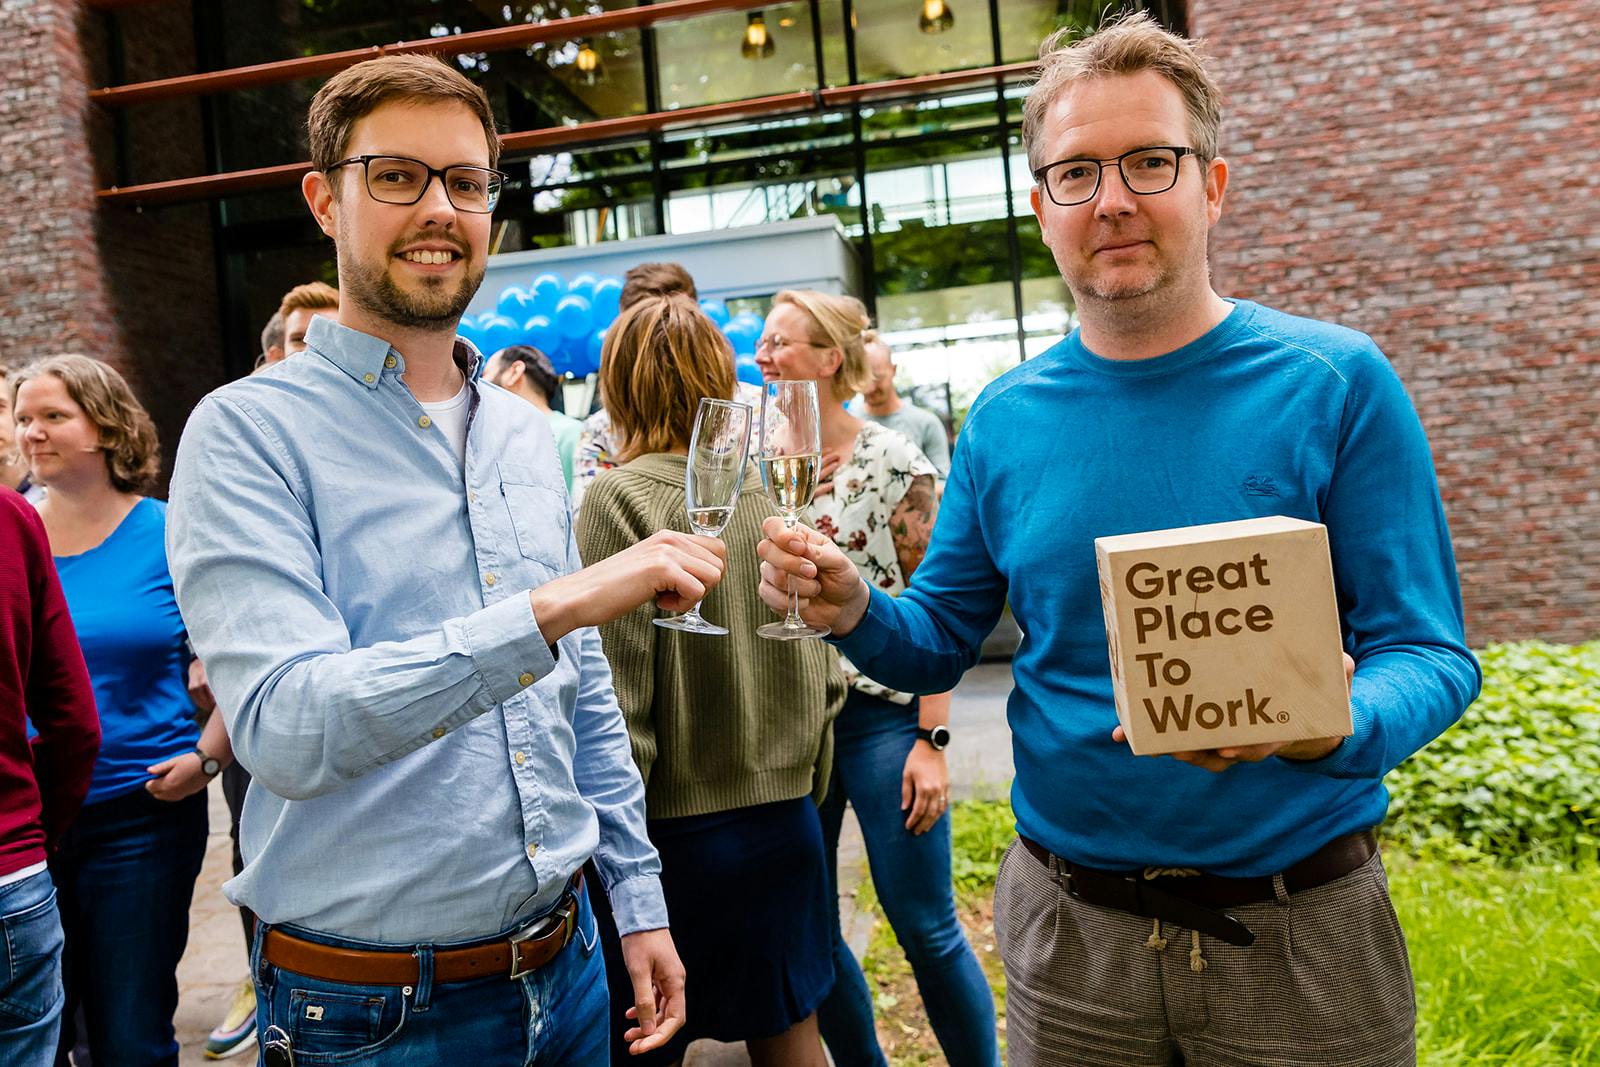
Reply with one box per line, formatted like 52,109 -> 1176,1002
419,379 -> 471,470
0,860 -> 47,888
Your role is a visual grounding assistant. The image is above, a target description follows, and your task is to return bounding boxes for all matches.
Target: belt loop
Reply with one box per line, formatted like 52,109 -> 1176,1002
412,945 -> 434,1012
1271,872 -> 1289,906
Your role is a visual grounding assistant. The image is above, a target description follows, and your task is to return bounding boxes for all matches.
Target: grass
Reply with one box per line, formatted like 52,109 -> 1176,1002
857,797 -> 1600,1067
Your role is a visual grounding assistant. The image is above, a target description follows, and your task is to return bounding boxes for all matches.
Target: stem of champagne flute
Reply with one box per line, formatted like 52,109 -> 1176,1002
783,515 -> 804,627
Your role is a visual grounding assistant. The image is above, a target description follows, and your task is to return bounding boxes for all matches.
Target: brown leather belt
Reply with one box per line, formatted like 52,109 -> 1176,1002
1018,830 -> 1377,947
261,871 -> 584,986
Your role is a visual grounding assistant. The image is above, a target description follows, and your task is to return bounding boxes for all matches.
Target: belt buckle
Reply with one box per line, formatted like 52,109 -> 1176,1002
506,895 -> 577,981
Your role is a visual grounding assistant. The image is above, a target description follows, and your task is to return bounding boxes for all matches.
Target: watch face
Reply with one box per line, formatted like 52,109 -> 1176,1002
930,725 -> 951,750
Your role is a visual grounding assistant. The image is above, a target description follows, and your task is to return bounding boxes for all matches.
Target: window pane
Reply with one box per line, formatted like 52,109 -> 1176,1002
850,0 -> 994,81
656,3 -> 819,111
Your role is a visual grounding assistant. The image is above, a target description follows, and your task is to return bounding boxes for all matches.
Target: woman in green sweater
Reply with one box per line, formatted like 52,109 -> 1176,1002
576,294 -> 850,1067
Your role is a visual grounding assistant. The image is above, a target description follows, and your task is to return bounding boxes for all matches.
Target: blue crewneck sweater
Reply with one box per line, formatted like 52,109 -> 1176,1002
835,300 -> 1481,876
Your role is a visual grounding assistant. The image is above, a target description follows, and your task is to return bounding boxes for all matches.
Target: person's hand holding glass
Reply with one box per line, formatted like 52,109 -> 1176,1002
654,397 -> 753,635
756,380 -> 828,641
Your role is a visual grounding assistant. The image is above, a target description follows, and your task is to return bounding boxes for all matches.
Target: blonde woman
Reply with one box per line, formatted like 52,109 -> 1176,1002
10,355 -> 230,1066
576,295 -> 847,1067
754,291 -> 1000,1067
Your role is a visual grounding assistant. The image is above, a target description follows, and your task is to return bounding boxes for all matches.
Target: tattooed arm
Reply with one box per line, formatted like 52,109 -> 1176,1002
890,473 -> 939,584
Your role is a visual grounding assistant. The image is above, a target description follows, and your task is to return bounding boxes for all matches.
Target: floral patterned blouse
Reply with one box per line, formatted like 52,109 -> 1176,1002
810,421 -> 937,704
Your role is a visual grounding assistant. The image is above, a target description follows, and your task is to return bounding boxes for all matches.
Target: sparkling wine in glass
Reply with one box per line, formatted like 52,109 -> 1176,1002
654,397 -> 753,635
757,379 -> 829,641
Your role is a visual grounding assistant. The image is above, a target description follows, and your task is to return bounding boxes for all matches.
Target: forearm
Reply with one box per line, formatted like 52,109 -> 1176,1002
217,593 -> 555,800
918,691 -> 952,729
196,709 -> 234,769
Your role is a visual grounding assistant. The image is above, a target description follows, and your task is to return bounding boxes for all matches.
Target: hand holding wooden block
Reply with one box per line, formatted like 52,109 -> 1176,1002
1095,516 -> 1353,757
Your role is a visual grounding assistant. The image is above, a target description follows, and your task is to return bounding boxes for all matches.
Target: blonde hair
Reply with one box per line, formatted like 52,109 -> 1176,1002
772,289 -> 872,403
601,294 -> 736,463
277,281 -> 339,322
1022,11 -> 1222,173
8,354 -> 160,493
307,54 -> 501,176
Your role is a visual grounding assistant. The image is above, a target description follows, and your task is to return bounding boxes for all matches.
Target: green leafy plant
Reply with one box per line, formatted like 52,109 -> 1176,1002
1383,641 -> 1600,866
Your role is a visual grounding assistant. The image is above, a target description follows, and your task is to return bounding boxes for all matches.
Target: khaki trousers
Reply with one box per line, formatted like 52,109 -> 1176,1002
993,837 -> 1416,1066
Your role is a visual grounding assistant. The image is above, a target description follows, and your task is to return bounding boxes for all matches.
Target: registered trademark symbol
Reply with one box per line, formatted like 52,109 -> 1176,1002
1277,712 -> 1290,723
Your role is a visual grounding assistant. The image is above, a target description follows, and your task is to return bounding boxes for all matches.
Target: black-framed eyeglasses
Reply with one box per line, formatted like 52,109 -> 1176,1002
1032,146 -> 1199,207
326,154 -> 507,214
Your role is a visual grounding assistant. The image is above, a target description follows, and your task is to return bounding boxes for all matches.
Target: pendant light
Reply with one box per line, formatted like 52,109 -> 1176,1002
919,0 -> 955,34
742,11 -> 775,60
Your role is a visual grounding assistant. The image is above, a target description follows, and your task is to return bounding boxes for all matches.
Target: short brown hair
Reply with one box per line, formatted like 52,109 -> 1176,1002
277,281 -> 340,323
307,54 -> 501,176
619,262 -> 697,311
1022,12 -> 1222,173
8,354 -> 160,493
601,294 -> 735,463
772,290 -> 872,403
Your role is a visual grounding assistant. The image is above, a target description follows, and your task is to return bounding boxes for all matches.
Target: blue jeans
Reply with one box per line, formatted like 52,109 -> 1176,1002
818,690 -> 1000,1067
0,869 -> 65,1067
52,786 -> 208,1067
251,883 -> 608,1066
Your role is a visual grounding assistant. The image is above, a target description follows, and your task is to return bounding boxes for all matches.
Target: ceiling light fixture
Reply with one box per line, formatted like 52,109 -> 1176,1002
919,0 -> 954,34
574,39 -> 602,84
742,11 -> 775,60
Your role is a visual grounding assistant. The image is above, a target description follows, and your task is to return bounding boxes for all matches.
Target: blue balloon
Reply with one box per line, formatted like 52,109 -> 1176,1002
522,315 -> 560,354
456,315 -> 483,349
478,314 -> 522,358
698,299 -> 730,327
555,294 -> 593,340
566,272 -> 599,301
590,278 -> 623,328
546,343 -> 575,378
582,329 -> 606,378
530,273 -> 565,315
724,316 -> 761,356
734,356 -> 763,386
497,286 -> 535,321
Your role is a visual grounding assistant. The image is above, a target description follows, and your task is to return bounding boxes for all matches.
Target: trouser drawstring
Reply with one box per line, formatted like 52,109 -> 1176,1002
1145,918 -> 1169,951
1189,929 -> 1207,972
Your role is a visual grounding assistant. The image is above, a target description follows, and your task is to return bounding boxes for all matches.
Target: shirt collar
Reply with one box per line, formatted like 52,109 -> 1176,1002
305,315 -> 485,390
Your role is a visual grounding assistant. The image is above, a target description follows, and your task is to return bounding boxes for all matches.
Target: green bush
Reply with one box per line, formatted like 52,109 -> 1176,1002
1383,641 -> 1600,866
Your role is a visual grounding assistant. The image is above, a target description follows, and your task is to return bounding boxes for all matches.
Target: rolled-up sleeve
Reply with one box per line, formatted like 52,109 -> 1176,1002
168,395 -> 558,802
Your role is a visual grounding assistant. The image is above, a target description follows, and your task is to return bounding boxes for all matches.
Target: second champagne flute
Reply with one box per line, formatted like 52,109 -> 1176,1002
756,379 -> 829,640
655,397 -> 753,635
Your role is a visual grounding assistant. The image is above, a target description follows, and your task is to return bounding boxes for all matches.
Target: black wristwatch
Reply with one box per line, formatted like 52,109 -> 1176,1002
193,747 -> 222,777
915,725 -> 951,751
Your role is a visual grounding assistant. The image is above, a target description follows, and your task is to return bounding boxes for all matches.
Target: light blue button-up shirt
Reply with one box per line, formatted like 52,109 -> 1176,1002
167,316 -> 665,945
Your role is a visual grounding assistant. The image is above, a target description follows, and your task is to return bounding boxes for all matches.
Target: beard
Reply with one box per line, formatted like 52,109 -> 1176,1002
340,228 -> 484,331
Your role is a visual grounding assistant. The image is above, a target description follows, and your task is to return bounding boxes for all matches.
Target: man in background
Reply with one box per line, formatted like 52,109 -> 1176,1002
485,345 -> 583,491
0,367 -> 42,500
858,330 -> 950,477
277,281 -> 340,359
256,312 -> 285,371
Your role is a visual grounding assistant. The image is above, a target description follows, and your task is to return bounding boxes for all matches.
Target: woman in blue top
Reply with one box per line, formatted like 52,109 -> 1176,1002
11,354 -> 231,1067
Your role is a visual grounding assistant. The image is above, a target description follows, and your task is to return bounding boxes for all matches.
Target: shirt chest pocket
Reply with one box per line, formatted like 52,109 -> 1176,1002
498,462 -> 569,574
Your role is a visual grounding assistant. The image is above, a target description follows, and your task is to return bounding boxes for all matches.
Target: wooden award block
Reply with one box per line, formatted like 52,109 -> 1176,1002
1095,516 -> 1352,756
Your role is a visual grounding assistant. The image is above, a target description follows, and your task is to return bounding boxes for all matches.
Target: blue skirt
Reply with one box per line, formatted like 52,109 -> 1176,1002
650,796 -> 834,1046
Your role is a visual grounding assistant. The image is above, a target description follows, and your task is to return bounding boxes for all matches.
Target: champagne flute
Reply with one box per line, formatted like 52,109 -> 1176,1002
654,397 -> 753,635
756,379 -> 829,641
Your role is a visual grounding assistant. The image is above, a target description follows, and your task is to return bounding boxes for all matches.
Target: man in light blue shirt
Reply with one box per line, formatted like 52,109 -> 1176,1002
858,330 -> 950,477
167,55 -> 723,1064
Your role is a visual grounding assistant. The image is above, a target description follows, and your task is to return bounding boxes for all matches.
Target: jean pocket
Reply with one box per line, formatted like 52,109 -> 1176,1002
498,461 -> 568,571
262,971 -> 409,1064
0,887 -> 65,1026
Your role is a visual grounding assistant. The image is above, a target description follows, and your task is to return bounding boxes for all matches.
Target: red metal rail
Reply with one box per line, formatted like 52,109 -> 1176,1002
90,0 -> 777,108
98,61 -> 1039,209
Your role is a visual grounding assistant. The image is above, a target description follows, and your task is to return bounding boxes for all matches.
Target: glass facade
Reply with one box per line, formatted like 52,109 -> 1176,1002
158,1 -> 1183,417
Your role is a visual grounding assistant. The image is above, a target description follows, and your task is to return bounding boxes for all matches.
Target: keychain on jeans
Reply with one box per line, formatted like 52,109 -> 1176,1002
262,1025 -> 294,1067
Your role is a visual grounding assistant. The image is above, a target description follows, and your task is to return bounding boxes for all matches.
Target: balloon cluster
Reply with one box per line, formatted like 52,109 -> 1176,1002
457,272 -> 766,386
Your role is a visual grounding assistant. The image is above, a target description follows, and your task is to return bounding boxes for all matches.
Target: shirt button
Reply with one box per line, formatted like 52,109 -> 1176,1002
467,490 -> 478,503
431,726 -> 446,739
384,355 -> 397,369
485,573 -> 497,587
363,373 -> 375,384
526,843 -> 539,858
418,415 -> 432,429
514,751 -> 526,766
517,672 -> 534,687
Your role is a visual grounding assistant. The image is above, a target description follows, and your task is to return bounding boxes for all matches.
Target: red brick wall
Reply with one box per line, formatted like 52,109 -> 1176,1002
1191,0 -> 1600,644
0,0 -> 223,490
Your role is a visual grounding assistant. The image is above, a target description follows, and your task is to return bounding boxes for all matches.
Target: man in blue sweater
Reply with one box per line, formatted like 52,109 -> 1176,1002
758,13 -> 1480,1067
